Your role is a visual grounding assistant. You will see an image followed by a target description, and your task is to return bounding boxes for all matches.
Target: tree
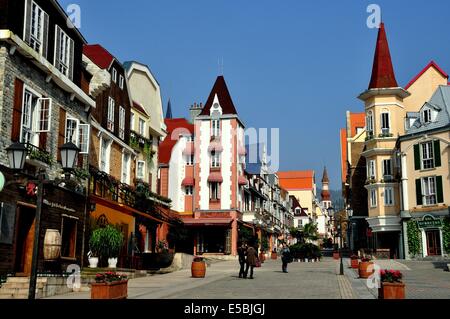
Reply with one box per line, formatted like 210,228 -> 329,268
303,222 -> 319,243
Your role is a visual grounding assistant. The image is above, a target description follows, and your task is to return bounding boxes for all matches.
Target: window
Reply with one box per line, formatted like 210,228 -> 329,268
382,159 -> 392,180
64,115 -> 90,154
421,142 -> 434,169
422,177 -> 437,206
107,97 -> 115,132
29,1 -> 46,54
130,112 -> 135,131
20,89 -> 52,146
186,154 -> 194,166
185,186 -> 193,196
384,187 -> 394,206
100,137 -> 111,173
54,26 -> 74,79
121,152 -> 131,184
119,106 -> 125,140
119,75 -> 124,89
186,135 -> 194,142
366,111 -> 374,136
61,217 -> 77,259
381,112 -> 390,135
211,119 -> 220,137
211,151 -> 220,168
112,68 -> 117,83
423,109 -> 432,124
136,161 -> 145,180
367,160 -> 376,180
210,182 -> 220,200
139,118 -> 145,136
370,189 -> 377,207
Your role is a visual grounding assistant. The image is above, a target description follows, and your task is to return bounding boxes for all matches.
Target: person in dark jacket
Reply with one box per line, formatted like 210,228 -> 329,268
281,243 -> 291,273
244,244 -> 258,279
237,242 -> 247,278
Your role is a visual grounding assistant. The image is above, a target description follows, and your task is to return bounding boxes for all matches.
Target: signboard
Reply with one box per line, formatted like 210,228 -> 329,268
417,215 -> 442,229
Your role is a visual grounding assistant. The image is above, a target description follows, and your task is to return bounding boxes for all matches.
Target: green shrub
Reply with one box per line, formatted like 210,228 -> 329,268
407,220 -> 421,257
89,225 -> 124,258
443,217 -> 450,254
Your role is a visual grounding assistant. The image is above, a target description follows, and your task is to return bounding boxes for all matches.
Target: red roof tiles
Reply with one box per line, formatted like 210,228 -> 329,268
159,118 -> 194,165
405,61 -> 449,90
83,44 -> 116,70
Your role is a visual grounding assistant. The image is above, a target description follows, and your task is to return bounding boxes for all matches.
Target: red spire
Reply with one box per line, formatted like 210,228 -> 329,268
368,23 -> 399,89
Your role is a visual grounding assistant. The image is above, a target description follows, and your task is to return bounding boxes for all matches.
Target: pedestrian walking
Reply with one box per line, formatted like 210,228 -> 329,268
281,242 -> 291,273
237,242 -> 247,278
244,244 -> 258,279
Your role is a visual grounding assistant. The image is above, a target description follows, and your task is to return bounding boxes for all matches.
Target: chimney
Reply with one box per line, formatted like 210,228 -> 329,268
189,102 -> 203,124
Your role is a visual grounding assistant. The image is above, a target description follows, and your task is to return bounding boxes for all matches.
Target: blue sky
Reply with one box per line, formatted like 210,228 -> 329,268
59,0 -> 450,190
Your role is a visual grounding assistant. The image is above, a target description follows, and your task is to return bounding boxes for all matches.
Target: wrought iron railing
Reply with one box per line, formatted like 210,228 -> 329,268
25,143 -> 54,166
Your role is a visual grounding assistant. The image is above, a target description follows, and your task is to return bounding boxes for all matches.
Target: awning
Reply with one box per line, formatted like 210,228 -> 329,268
182,177 -> 194,186
238,176 -> 248,186
238,146 -> 247,156
183,143 -> 194,155
183,218 -> 233,226
208,142 -> 223,152
208,172 -> 223,183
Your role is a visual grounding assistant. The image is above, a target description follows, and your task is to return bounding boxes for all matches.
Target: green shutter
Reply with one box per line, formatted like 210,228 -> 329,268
436,176 -> 444,203
414,144 -> 421,170
415,179 -> 423,206
434,140 -> 441,167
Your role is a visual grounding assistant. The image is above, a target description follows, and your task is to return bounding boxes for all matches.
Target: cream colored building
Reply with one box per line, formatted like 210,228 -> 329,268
124,61 -> 167,192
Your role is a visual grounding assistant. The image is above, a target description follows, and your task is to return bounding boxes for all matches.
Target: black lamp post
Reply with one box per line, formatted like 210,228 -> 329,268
6,141 -> 79,299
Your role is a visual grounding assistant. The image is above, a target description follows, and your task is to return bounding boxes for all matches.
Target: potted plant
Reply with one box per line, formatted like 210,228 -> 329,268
191,256 -> 206,278
91,272 -> 128,299
271,247 -> 278,260
350,255 -> 359,269
359,257 -> 375,279
90,225 -> 124,268
378,270 -> 405,299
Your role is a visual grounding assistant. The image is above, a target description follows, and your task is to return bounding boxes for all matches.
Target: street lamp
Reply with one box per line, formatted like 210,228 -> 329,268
6,142 -> 79,299
346,207 -> 353,251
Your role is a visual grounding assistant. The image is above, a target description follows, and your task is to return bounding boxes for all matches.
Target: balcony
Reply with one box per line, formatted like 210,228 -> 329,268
130,131 -> 155,161
25,143 -> 54,166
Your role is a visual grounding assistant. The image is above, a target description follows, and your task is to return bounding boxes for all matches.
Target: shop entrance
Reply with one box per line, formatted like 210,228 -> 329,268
14,205 -> 36,276
426,229 -> 442,256
197,228 -> 227,254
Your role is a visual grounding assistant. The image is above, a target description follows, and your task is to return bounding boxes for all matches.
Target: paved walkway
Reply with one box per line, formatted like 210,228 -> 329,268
47,258 -> 346,299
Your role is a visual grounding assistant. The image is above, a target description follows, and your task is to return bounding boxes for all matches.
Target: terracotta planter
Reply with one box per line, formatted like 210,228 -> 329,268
351,258 -> 359,269
378,282 -> 405,299
359,262 -> 375,279
91,280 -> 128,299
333,252 -> 340,260
271,252 -> 278,260
259,253 -> 266,263
191,261 -> 206,278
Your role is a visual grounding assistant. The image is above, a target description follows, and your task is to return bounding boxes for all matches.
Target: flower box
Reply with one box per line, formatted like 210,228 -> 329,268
378,282 -> 405,299
359,261 -> 374,279
91,280 -> 128,299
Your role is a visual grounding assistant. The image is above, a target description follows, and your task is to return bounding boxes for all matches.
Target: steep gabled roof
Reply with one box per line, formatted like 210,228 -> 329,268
199,76 -> 238,116
159,118 -> 194,165
368,23 -> 399,89
405,61 -> 449,90
83,44 -> 116,70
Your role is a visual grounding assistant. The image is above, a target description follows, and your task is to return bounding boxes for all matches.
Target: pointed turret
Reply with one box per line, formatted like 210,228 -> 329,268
166,99 -> 173,119
200,76 -> 238,116
322,166 -> 329,184
368,23 -> 399,89
321,167 -> 331,202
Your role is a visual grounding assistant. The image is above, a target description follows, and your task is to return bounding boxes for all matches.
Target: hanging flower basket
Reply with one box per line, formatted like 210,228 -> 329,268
378,270 -> 405,299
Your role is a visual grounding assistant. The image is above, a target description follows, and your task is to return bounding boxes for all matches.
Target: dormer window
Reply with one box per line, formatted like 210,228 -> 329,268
423,109 -> 432,124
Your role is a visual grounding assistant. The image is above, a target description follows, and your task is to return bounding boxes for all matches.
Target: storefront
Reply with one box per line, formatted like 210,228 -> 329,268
183,218 -> 233,255
0,166 -> 87,276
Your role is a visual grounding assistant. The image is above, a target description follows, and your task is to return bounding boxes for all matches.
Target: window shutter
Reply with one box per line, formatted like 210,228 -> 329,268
415,179 -> 423,206
42,12 -> 49,59
58,108 -> 66,162
12,78 -> 24,142
414,144 -> 421,170
68,38 -> 75,81
434,140 -> 441,167
54,26 -> 61,71
436,176 -> 444,204
24,0 -> 32,44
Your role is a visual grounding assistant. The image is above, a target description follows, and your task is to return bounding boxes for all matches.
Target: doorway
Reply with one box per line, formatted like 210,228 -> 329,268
426,229 -> 442,256
14,205 -> 36,276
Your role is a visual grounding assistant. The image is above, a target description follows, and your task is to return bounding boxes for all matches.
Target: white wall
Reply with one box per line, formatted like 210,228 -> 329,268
221,120 -> 232,210
199,120 -> 210,210
168,139 -> 185,212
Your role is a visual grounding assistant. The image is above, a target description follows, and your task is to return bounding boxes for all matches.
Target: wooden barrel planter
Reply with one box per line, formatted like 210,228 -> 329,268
91,280 -> 128,299
359,262 -> 375,279
378,282 -> 405,299
191,261 -> 206,278
43,229 -> 62,260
